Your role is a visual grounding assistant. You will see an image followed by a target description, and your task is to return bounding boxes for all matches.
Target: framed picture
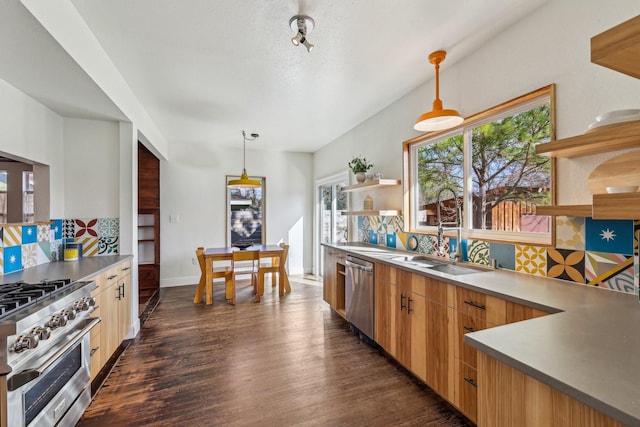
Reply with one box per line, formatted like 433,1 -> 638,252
226,175 -> 266,247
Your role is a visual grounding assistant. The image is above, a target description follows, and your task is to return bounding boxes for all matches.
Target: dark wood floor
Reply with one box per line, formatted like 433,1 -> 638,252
78,276 -> 473,427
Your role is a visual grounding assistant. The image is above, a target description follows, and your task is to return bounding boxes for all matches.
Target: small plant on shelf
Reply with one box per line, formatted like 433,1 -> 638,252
348,156 -> 374,173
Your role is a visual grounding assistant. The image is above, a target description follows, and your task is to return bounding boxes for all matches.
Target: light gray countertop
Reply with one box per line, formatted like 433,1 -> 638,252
323,242 -> 640,426
0,255 -> 133,285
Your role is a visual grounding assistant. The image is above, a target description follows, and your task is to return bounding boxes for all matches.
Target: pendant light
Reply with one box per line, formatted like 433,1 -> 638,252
414,50 -> 464,132
228,131 -> 261,188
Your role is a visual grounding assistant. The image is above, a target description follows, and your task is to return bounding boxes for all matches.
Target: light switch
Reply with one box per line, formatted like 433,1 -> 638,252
169,215 -> 180,223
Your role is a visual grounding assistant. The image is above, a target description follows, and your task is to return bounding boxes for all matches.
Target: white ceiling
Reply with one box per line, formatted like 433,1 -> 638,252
3,0 -> 550,153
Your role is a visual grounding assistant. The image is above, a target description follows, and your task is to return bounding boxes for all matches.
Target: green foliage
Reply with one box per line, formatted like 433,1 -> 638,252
348,156 -> 374,173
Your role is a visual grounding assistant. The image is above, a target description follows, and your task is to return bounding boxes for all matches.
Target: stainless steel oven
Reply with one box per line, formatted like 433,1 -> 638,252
0,279 -> 98,427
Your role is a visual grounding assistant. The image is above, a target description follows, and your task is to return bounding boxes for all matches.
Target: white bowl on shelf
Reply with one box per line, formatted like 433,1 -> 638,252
586,113 -> 640,133
605,186 -> 639,194
595,109 -> 640,122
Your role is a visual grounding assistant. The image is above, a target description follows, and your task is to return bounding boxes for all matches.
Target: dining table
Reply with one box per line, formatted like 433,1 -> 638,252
194,245 -> 290,305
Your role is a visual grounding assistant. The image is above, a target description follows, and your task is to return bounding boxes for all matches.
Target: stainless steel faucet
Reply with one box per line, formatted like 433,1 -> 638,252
436,187 -> 462,262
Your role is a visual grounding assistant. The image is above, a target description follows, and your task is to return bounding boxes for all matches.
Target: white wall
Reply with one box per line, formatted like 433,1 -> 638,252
314,0 -> 640,211
0,78 -> 65,217
63,118 -> 120,218
159,142 -> 313,286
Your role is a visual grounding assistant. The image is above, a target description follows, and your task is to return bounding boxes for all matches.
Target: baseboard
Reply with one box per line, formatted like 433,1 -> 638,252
160,275 -> 200,287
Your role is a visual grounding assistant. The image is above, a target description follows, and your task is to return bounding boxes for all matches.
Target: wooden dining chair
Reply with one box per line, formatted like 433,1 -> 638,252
193,247 -> 232,305
231,249 -> 260,305
257,243 -> 290,302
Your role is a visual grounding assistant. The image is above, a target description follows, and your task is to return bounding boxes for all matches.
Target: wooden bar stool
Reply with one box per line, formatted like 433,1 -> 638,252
193,247 -> 232,304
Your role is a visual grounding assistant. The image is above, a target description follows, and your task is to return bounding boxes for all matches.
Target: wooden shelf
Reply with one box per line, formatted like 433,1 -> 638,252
342,210 -> 401,216
342,178 -> 401,192
535,120 -> 640,158
593,192 -> 640,219
536,205 -> 592,217
591,15 -> 640,79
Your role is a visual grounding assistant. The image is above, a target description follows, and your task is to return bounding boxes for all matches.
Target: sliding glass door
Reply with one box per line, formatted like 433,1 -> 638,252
316,173 -> 348,275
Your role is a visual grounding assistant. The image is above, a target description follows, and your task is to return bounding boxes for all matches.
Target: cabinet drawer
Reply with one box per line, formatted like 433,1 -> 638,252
118,260 -> 132,277
455,287 -> 505,325
89,327 -> 102,381
455,312 -> 487,368
457,361 -> 478,423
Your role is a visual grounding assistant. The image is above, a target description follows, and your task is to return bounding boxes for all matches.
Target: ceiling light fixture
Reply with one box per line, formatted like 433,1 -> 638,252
228,131 -> 261,188
414,50 -> 464,132
290,15 -> 314,52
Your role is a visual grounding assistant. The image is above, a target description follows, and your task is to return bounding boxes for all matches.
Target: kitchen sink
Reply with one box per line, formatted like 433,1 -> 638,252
391,255 -> 441,268
427,263 -> 486,275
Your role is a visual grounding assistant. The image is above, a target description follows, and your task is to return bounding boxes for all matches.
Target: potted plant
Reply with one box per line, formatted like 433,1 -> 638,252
348,156 -> 374,183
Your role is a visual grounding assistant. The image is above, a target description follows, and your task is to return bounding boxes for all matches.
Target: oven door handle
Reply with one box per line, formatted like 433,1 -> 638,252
7,317 -> 101,391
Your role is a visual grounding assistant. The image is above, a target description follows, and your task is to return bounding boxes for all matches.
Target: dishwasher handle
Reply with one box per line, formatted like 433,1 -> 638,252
345,259 -> 374,272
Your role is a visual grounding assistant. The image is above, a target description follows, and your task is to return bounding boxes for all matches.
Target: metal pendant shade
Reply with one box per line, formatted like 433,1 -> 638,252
228,131 -> 261,188
414,50 -> 464,132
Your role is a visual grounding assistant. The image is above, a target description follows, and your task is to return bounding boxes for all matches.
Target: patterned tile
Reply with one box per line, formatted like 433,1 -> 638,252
516,245 -> 547,277
63,219 -> 75,239
361,228 -> 370,243
4,246 -> 22,274
547,248 -> 585,283
98,236 -> 119,255
489,242 -> 515,270
0,228 -> 3,248
75,219 -> 98,238
369,231 -> 378,245
395,232 -> 408,250
377,232 -> 386,246
585,218 -> 633,256
389,216 -> 404,233
0,248 -> 3,276
361,216 -> 370,231
373,217 -> 388,235
22,243 -> 38,269
420,234 -> 437,255
407,234 -> 419,252
36,242 -> 51,264
37,224 -> 49,242
75,237 -> 99,257
585,251 -> 634,293
357,216 -> 365,232
50,240 -> 61,261
52,219 -> 63,240
3,226 -> 21,247
635,220 -> 640,256
468,240 -> 490,265
433,235 -> 448,257
22,225 -> 37,244
385,234 -> 396,248
555,216 -> 585,250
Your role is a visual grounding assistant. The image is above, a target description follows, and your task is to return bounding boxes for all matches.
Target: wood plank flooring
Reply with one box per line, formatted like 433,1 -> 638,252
78,276 -> 473,427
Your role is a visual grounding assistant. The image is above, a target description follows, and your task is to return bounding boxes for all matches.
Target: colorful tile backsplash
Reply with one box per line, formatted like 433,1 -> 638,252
359,215 -> 640,296
0,218 -> 120,276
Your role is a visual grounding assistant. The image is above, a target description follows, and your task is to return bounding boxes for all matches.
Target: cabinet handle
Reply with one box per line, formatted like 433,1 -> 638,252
400,294 -> 406,311
464,377 -> 478,388
119,283 -> 125,298
463,326 -> 475,333
90,346 -> 100,357
107,274 -> 118,280
407,297 -> 413,314
122,266 -> 131,271
463,300 -> 486,310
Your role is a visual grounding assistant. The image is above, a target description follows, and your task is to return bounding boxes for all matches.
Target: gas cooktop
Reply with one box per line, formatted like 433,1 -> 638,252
0,279 -> 73,320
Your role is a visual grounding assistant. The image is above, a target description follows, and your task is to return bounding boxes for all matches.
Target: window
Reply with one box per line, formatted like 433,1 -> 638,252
406,85 -> 554,245
226,176 -> 266,246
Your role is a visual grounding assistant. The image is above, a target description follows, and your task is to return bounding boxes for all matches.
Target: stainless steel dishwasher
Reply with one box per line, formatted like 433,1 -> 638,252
345,255 -> 375,339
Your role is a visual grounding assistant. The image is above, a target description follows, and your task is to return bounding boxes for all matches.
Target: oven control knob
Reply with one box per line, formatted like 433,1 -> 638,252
74,299 -> 90,311
30,326 -> 51,340
12,334 -> 39,353
81,296 -> 96,308
62,308 -> 77,320
46,313 -> 68,329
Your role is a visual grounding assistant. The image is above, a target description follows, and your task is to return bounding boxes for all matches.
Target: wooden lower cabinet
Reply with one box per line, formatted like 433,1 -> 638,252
322,247 -> 346,317
89,259 -> 133,382
457,361 -> 478,422
477,351 -> 625,427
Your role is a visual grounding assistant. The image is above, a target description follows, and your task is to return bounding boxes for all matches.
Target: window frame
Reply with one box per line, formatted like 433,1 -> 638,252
226,175 -> 267,247
403,85 -> 556,246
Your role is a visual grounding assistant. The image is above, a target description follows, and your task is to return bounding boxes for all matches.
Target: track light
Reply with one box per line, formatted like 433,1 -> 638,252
290,15 -> 314,52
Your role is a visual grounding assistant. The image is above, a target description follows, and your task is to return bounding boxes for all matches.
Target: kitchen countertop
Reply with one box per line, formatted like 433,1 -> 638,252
323,242 -> 640,426
0,255 -> 133,285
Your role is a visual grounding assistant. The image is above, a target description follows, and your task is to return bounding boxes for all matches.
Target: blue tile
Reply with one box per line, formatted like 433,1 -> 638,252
357,216 -> 364,231
22,225 -> 37,244
4,246 -> 22,274
386,233 -> 396,248
489,242 -> 516,270
585,218 -> 634,255
52,219 -> 63,240
369,230 -> 378,244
